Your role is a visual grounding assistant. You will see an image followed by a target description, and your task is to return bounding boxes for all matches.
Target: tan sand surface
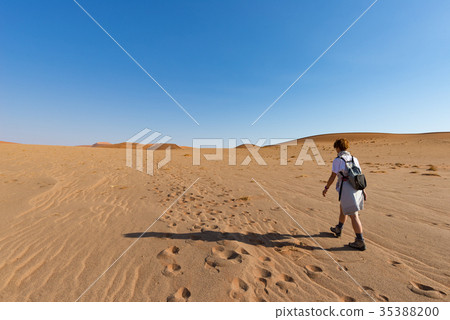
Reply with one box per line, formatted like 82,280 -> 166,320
0,133 -> 449,301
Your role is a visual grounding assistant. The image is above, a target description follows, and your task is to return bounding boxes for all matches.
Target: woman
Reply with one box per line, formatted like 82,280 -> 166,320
322,138 -> 367,251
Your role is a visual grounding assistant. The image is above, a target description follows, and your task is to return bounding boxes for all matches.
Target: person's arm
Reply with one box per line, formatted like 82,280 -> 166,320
322,172 -> 337,197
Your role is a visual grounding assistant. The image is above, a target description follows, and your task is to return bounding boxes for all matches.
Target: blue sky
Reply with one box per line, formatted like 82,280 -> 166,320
1,0 -> 449,146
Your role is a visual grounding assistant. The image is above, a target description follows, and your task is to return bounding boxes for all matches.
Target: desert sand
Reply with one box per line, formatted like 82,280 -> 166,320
0,132 -> 449,302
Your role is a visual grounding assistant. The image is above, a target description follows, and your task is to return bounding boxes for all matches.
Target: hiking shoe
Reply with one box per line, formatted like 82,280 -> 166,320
348,239 -> 366,251
330,226 -> 342,237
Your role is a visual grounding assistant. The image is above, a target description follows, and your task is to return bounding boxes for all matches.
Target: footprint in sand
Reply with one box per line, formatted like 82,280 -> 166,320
275,246 -> 309,262
254,285 -> 269,300
337,265 -> 349,271
305,265 -> 323,279
235,247 -> 250,255
339,296 -> 356,302
211,245 -> 243,263
274,274 -> 296,294
229,278 -> 249,301
408,281 -> 447,299
231,277 -> 249,291
204,257 -> 221,273
254,267 -> 272,278
258,277 -> 268,288
258,256 -> 272,263
275,281 -> 290,294
157,246 -> 180,262
360,286 -> 389,302
278,274 -> 295,283
190,224 -> 202,231
167,287 -> 191,302
388,260 -> 405,268
162,263 -> 182,277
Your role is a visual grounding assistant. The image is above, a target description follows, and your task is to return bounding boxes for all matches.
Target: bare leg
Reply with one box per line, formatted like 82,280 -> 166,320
339,205 -> 347,225
349,213 -> 363,234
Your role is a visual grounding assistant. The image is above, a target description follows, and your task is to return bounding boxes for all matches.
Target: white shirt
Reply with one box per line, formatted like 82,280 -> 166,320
332,152 -> 361,190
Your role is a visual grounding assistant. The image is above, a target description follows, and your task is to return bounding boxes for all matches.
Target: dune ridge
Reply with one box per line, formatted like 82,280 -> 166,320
91,142 -> 182,150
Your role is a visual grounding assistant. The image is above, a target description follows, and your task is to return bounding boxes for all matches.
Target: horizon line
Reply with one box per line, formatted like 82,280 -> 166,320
2,131 -> 449,148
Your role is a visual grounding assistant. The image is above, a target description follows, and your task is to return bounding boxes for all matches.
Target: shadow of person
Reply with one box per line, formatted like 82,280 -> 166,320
123,230 -> 348,251
293,231 -> 336,239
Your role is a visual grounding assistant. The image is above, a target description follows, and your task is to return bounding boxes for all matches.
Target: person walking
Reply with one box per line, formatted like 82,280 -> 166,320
322,138 -> 367,250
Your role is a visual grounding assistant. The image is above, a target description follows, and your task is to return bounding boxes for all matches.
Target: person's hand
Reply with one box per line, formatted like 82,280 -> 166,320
363,190 -> 367,201
322,187 -> 328,197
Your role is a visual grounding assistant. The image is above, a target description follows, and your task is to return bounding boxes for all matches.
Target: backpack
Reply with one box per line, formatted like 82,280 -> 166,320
338,156 -> 367,192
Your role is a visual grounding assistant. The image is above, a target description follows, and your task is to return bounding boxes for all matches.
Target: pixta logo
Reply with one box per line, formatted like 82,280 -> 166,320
192,138 -> 325,166
126,129 -> 325,175
126,128 -> 172,176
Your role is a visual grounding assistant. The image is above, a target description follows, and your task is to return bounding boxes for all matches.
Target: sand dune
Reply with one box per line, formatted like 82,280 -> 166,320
0,133 -> 449,301
92,142 -> 182,150
92,142 -> 112,147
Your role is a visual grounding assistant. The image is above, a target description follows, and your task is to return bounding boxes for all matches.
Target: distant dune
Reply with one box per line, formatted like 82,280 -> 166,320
296,131 -> 450,142
0,141 -> 18,144
91,142 -> 182,150
265,132 -> 450,147
92,142 -> 112,147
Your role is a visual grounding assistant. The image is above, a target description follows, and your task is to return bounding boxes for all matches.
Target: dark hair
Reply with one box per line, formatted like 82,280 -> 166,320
333,138 -> 349,151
